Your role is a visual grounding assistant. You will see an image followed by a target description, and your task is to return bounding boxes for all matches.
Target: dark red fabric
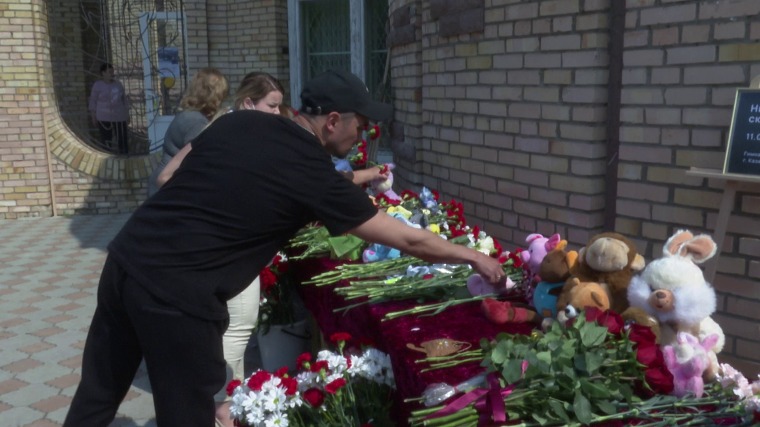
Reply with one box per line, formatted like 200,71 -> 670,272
293,257 -> 535,426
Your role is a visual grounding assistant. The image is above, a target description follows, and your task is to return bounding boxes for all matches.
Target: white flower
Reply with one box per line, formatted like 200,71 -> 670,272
745,396 -> 760,413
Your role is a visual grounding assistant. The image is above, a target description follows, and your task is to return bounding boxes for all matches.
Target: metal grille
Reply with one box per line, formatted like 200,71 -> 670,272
365,0 -> 390,104
301,0 -> 351,80
47,0 -> 187,156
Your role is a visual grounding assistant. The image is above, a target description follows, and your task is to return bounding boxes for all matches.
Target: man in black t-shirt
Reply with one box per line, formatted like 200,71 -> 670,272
64,70 -> 506,427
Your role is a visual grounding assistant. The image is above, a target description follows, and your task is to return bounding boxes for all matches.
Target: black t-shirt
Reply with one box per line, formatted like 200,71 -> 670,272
108,110 -> 378,320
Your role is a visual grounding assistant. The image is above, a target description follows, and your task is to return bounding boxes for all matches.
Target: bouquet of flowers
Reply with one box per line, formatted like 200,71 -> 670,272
409,308 -> 757,426
258,252 -> 298,335
228,332 -> 396,427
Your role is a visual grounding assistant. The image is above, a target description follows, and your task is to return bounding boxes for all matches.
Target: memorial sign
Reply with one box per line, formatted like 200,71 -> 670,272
723,89 -> 760,176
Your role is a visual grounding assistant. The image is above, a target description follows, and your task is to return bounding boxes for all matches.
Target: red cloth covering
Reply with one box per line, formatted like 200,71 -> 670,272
292,257 -> 535,426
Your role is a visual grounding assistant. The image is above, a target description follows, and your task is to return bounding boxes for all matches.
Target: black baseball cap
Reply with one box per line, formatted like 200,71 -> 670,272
300,69 -> 393,121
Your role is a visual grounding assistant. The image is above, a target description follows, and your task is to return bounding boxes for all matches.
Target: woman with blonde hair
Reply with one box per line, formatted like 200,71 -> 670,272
147,67 -> 229,197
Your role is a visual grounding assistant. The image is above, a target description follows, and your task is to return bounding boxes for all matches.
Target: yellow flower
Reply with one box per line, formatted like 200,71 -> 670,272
427,224 -> 441,234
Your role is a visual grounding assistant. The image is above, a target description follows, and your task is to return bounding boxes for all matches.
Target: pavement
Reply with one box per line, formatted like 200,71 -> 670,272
0,214 -> 262,427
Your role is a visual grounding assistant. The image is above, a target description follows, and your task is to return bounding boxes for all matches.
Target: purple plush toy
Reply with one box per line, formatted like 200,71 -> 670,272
520,233 -> 561,282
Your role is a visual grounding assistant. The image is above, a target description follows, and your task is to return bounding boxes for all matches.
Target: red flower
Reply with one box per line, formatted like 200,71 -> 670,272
274,366 -> 289,377
368,125 -> 381,140
472,225 -> 480,236
303,388 -> 325,407
492,239 -> 503,259
431,190 -> 440,200
627,324 -> 657,346
280,376 -> 298,396
325,378 -> 347,394
584,308 -> 624,336
296,352 -> 312,369
330,332 -> 352,344
422,273 -> 435,280
226,379 -> 242,396
247,370 -> 272,391
641,366 -> 674,396
376,194 -> 400,206
400,189 -> 418,200
259,268 -> 278,291
311,360 -> 329,373
635,341 -> 659,366
450,227 -> 467,238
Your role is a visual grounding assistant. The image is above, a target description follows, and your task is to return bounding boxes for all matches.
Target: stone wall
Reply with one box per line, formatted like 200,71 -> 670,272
388,0 -> 760,376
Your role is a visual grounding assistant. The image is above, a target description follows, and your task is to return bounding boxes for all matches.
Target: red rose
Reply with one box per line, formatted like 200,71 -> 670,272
585,308 -> 624,336
330,332 -> 352,344
225,379 -> 242,396
325,378 -> 347,394
627,324 -> 657,346
641,366 -> 674,396
280,376 -> 298,396
634,341 -> 659,366
247,370 -> 272,391
303,388 -> 325,407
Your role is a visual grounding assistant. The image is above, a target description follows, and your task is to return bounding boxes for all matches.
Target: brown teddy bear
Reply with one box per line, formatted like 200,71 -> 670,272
555,277 -> 611,323
571,232 -> 645,315
532,241 -> 578,319
539,240 -> 578,283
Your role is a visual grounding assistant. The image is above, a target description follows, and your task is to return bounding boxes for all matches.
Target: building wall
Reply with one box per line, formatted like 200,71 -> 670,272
388,0 -> 759,376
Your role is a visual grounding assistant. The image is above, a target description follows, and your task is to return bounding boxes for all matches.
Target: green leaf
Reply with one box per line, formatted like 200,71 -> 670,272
536,350 -> 552,368
573,390 -> 593,425
579,378 -> 610,399
580,323 -> 608,348
595,399 -> 617,415
503,358 -> 524,384
548,399 -> 570,423
584,351 -> 604,374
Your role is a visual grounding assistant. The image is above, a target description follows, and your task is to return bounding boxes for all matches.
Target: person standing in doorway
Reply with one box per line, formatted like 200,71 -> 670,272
89,63 -> 130,154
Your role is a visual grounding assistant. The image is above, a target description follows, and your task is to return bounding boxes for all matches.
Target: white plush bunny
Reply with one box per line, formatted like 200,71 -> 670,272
627,229 -> 725,380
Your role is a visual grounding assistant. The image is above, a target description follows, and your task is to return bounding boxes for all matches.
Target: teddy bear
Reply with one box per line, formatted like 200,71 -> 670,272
571,232 -> 645,315
663,332 -> 720,398
371,164 -> 401,202
532,240 -> 578,319
554,277 -> 611,323
627,229 -> 725,380
520,233 -> 562,283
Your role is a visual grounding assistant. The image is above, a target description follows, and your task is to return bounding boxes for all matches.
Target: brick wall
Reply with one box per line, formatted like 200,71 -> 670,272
1,0 -> 287,219
389,0 -> 759,376
208,0 -> 291,104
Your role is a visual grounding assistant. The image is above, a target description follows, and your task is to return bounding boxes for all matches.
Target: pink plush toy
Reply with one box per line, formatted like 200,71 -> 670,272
520,233 -> 561,282
663,332 -> 720,398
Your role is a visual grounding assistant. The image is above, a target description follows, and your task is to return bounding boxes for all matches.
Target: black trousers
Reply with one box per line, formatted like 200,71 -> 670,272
97,121 -> 129,154
64,255 -> 227,427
